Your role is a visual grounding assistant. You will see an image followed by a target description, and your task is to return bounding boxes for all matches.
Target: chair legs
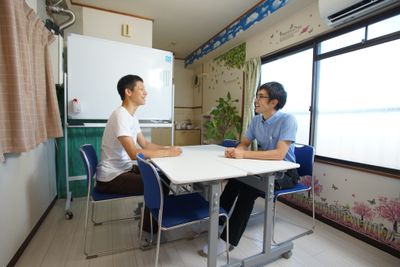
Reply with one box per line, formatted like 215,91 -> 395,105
155,224 -> 162,267
90,201 -> 141,225
83,195 -> 91,257
83,198 -> 141,259
138,203 -> 145,247
138,211 -> 230,266
271,188 -> 315,245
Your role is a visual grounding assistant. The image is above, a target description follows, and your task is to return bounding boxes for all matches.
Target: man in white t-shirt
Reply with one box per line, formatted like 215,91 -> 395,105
96,74 -> 181,232
96,74 -> 181,191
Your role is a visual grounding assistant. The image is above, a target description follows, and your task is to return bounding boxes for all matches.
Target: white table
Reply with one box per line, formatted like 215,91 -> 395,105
151,145 -> 299,267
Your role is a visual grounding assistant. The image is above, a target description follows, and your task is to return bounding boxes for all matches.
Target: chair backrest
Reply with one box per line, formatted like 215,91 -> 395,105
294,144 -> 315,177
222,139 -> 239,148
136,153 -> 162,210
80,144 -> 98,184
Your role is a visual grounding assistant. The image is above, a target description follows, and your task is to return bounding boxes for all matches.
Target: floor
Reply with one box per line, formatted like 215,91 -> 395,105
15,197 -> 400,267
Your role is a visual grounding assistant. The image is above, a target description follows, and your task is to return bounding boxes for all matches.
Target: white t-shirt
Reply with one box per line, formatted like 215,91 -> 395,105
96,106 -> 141,182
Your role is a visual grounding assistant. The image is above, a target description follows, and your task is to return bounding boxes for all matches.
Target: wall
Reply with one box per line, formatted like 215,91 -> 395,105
174,59 -> 194,107
81,7 -> 152,47
246,2 -> 329,59
193,0 -> 400,254
190,44 -> 245,143
286,163 -> 400,253
202,60 -> 243,116
0,141 -> 57,266
173,59 -> 196,128
192,64 -> 204,128
0,2 -> 58,266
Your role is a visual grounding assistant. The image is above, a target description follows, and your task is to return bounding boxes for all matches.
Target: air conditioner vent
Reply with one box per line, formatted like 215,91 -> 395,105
319,0 -> 399,27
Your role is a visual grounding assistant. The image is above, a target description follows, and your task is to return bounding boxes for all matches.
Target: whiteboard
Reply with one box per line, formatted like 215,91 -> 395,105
67,34 -> 173,122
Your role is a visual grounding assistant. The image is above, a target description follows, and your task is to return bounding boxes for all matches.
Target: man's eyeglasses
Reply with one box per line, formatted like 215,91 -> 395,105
255,95 -> 270,100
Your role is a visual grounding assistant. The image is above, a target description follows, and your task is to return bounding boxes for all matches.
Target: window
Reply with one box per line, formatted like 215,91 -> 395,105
320,28 -> 365,53
261,49 -> 313,145
261,10 -> 400,172
316,39 -> 400,170
368,14 -> 400,39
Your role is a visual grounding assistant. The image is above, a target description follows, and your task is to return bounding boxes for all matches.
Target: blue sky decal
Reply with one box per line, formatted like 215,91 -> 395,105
185,0 -> 289,66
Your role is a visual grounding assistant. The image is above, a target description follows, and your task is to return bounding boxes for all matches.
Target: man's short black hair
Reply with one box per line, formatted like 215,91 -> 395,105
117,75 -> 143,100
257,82 -> 287,110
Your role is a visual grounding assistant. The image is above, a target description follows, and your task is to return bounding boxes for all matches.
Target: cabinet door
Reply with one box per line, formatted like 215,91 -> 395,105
151,128 -> 172,146
174,130 -> 201,146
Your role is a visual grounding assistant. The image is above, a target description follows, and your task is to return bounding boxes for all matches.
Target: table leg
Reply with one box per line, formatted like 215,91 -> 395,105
263,175 -> 275,253
223,174 -> 293,267
208,181 -> 221,267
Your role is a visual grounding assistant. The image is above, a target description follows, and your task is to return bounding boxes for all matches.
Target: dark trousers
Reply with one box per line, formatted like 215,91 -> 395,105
95,166 -> 170,233
219,179 -> 260,246
96,167 -> 144,195
220,169 -> 299,246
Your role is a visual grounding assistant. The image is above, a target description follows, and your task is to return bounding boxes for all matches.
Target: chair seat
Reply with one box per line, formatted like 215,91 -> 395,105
274,182 -> 310,196
91,187 -> 141,201
150,193 -> 227,228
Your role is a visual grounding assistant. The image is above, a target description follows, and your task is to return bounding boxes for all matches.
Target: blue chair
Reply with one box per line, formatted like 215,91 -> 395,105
136,153 -> 230,267
222,139 -> 240,148
272,143 -> 315,244
80,144 -> 142,258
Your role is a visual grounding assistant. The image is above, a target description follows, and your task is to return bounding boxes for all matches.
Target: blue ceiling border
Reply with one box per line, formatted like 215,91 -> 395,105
184,0 -> 289,66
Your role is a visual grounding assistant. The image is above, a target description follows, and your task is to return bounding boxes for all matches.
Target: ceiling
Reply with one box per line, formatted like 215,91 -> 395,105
69,0 -> 267,59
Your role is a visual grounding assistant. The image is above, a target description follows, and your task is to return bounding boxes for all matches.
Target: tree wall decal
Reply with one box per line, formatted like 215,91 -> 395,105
352,201 -> 375,224
375,196 -> 400,233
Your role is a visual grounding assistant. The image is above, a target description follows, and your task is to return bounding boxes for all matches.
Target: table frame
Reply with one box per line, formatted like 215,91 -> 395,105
151,145 -> 298,267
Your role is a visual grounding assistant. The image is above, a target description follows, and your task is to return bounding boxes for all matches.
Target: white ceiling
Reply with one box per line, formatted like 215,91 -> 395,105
70,0 -> 267,59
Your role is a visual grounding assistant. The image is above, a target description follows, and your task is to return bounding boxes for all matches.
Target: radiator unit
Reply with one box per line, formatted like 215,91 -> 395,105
319,0 -> 399,27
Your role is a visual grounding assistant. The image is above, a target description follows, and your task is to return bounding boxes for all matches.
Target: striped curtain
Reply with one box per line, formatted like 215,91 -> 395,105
0,0 -> 63,162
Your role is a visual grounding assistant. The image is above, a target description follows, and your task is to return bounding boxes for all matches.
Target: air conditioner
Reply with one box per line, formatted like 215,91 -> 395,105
319,0 -> 398,27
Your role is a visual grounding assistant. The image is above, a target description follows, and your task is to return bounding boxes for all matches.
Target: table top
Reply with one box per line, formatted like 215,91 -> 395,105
151,145 -> 299,184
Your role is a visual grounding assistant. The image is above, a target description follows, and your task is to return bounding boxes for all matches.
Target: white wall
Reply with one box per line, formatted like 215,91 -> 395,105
246,2 -> 329,59
174,59 -> 194,107
202,60 -> 243,116
82,7 -> 152,47
173,59 -> 197,127
0,140 -> 57,266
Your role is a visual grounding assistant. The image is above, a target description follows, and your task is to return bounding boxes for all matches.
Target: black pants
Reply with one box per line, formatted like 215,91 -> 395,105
220,169 -> 299,246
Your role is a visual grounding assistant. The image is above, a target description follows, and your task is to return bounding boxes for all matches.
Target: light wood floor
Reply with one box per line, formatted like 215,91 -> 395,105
15,197 -> 399,267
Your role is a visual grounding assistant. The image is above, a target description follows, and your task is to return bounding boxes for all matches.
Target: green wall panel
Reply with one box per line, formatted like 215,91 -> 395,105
56,127 -> 104,198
